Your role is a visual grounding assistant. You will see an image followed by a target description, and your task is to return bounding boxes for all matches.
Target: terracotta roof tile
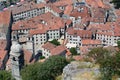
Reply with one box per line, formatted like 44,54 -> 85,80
64,5 -> 73,15
0,50 -> 7,67
29,28 -> 46,36
0,39 -> 7,50
65,19 -> 72,25
47,4 -> 63,13
86,0 -> 105,8
66,49 -> 71,56
23,49 -> 32,64
50,45 -> 66,55
42,42 -> 56,50
53,0 -> 73,7
12,20 -> 38,30
82,39 -> 101,45
67,28 -> 92,38
70,6 -> 90,18
8,1 -> 45,15
0,11 -> 11,25
12,12 -> 66,35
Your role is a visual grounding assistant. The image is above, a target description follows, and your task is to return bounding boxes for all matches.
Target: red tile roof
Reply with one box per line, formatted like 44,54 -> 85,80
113,25 -> 120,36
8,1 -> 45,15
46,4 -> 63,13
67,28 -> 92,39
86,0 -> 105,8
82,39 -> 101,45
70,6 -> 90,18
23,49 -> 33,64
42,42 -> 56,50
29,28 -> 47,36
0,11 -> 11,26
0,50 -> 7,67
88,22 -> 120,37
0,39 -> 7,50
97,31 -> 114,36
50,45 -> 66,55
53,0 -> 73,7
115,10 -> 120,17
65,19 -> 72,25
66,49 -> 71,56
12,12 -> 66,35
64,5 -> 73,15
12,20 -> 38,30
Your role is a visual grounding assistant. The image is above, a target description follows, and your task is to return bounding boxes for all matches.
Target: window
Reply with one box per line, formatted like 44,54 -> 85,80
36,36 -> 38,39
13,57 -> 16,61
36,39 -> 38,41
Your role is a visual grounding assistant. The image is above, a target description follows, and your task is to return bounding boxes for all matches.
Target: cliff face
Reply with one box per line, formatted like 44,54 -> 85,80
62,61 -> 101,80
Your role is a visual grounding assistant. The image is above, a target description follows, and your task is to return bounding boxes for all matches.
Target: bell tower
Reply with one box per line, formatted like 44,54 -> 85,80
10,41 -> 22,80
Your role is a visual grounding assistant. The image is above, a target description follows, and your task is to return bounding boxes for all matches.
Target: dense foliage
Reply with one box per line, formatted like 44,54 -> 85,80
88,47 -> 120,80
111,0 -> 120,9
49,39 -> 60,46
117,40 -> 120,49
88,47 -> 109,63
39,56 -> 45,59
0,70 -> 14,80
70,47 -> 78,55
21,56 -> 69,80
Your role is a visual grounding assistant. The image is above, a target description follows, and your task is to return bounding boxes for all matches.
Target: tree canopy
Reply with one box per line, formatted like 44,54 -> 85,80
117,40 -> 120,49
70,47 -> 78,55
88,47 -> 109,63
21,55 -> 69,80
0,70 -> 14,80
88,47 -> 120,80
49,39 -> 60,46
111,0 -> 120,9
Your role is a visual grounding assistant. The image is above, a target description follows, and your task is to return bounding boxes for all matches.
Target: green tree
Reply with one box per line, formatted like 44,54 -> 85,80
99,52 -> 120,80
88,47 -> 120,80
0,70 -> 14,80
39,56 -> 45,59
99,55 -> 114,80
70,47 -> 77,55
117,40 -> 120,49
21,56 -> 69,80
88,47 -> 109,63
110,0 -> 120,9
21,63 -> 40,80
49,39 -> 60,46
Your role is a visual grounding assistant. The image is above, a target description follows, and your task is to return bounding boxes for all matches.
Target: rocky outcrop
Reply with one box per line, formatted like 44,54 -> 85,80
62,61 -> 100,80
